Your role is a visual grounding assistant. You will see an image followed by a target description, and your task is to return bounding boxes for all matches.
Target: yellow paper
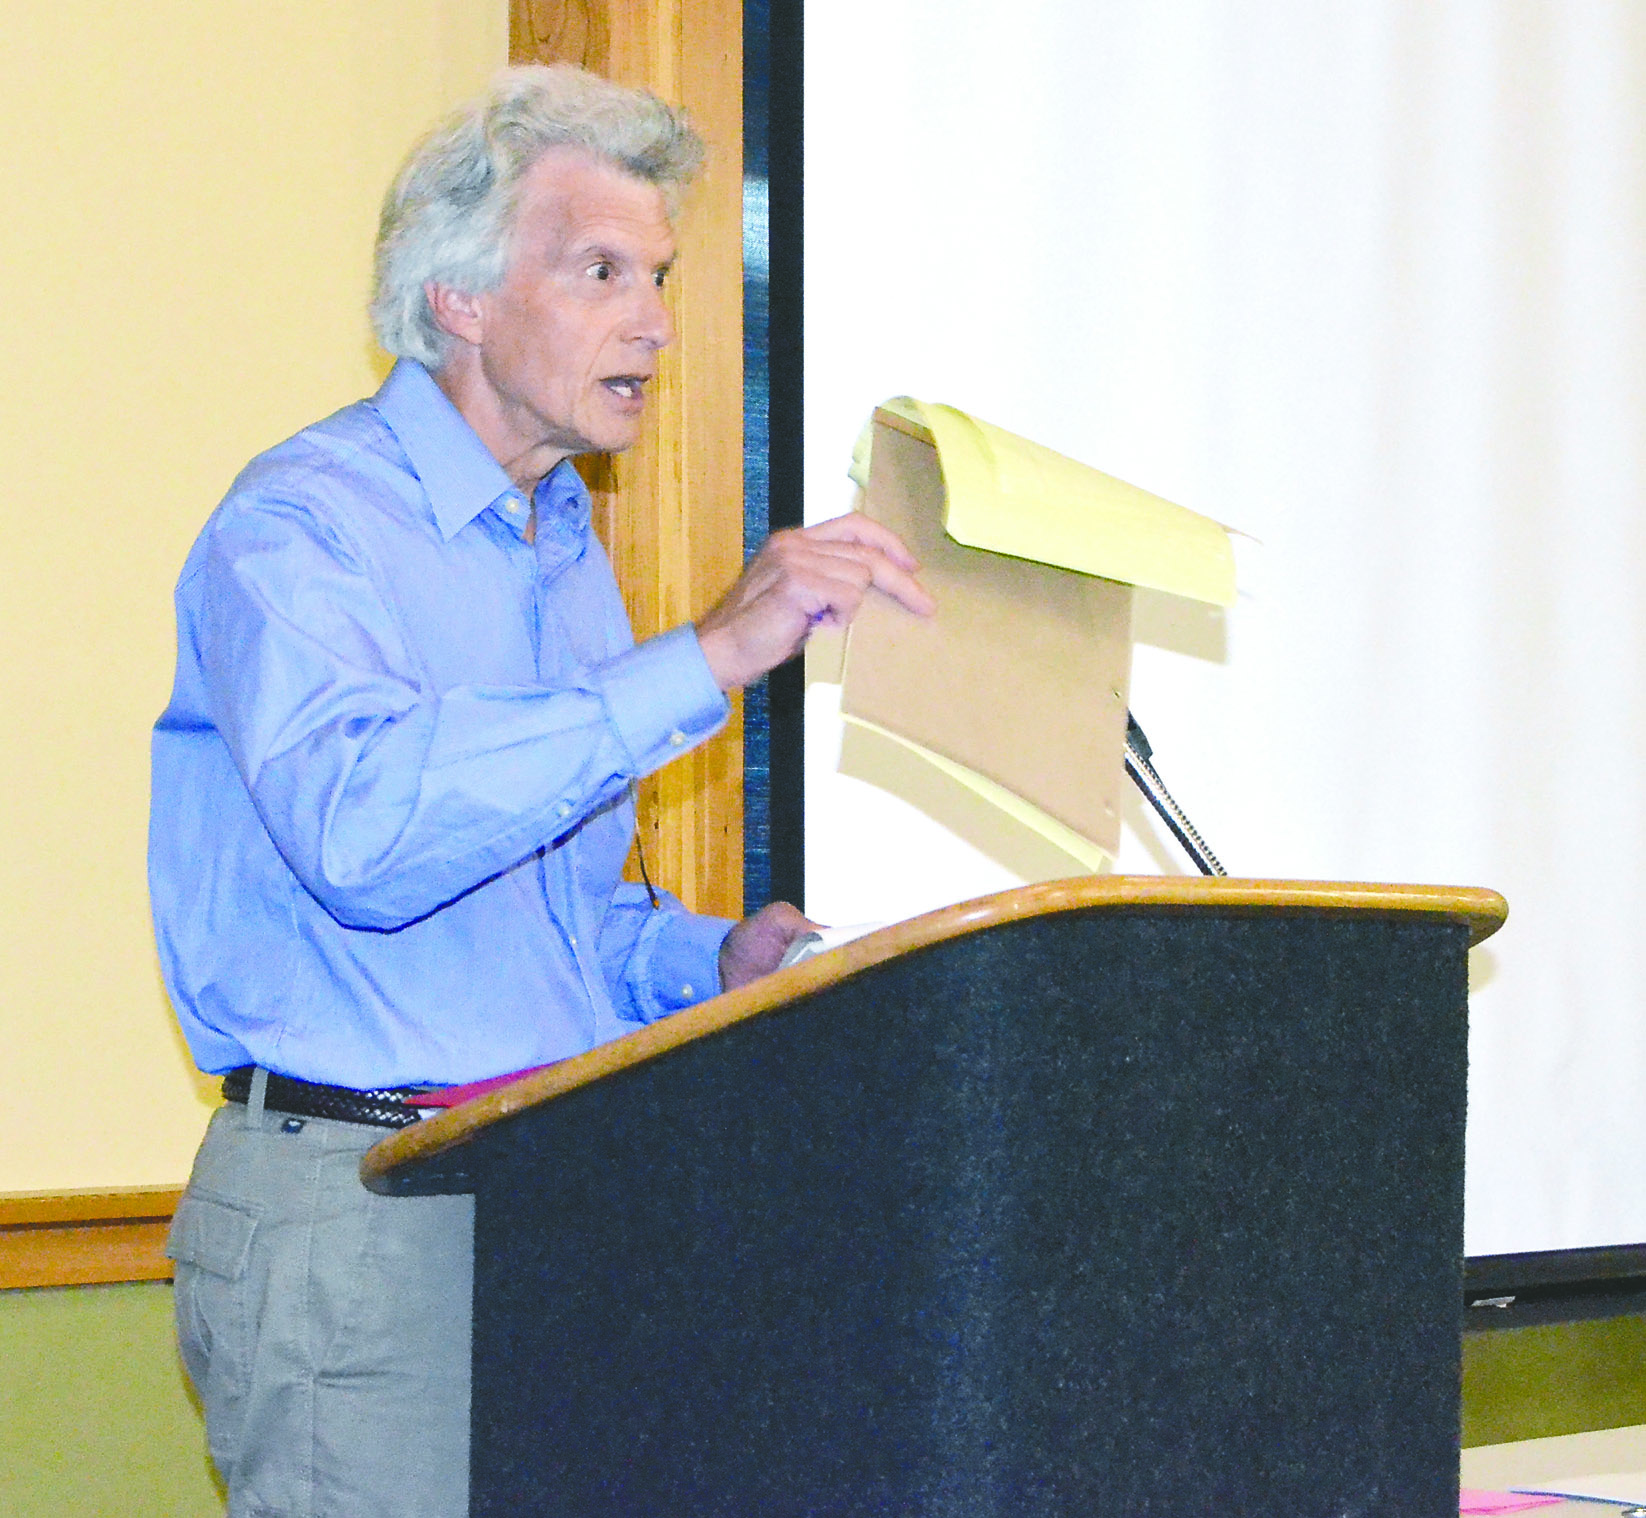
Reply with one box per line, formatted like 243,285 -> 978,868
907,401 -> 1236,607
842,715 -> 1113,874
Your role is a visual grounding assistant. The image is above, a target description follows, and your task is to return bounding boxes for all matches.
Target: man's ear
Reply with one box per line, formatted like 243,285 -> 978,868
426,282 -> 485,347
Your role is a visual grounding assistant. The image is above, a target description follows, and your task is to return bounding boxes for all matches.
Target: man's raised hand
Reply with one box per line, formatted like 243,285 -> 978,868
695,513 -> 935,692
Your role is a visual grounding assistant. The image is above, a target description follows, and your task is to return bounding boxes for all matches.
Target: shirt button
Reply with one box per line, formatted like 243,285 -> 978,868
504,496 -> 524,515
681,984 -> 694,999
556,802 -> 572,818
668,730 -> 686,747
568,935 -> 579,949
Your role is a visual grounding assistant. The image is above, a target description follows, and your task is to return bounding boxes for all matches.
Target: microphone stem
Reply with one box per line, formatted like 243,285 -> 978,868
1123,715 -> 1227,878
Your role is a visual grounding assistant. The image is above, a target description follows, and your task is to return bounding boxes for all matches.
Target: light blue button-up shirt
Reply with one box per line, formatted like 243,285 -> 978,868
150,360 -> 734,1088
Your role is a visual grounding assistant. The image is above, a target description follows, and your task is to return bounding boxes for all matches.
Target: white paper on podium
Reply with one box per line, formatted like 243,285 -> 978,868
1511,1471 -> 1646,1505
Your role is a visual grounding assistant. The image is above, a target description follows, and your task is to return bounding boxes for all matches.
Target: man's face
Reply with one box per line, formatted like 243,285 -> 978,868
461,146 -> 677,466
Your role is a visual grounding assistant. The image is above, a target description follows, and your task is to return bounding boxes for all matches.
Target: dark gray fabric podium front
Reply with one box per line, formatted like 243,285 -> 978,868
365,877 -> 1506,1517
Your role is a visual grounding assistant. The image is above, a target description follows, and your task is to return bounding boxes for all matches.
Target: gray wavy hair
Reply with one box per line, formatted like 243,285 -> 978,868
370,64 -> 705,369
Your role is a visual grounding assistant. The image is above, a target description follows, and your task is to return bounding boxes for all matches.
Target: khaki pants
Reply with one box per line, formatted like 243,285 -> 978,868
168,1096 -> 473,1518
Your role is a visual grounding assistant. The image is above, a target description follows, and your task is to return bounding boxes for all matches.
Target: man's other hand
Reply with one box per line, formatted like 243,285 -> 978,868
695,513 -> 935,692
719,901 -> 818,991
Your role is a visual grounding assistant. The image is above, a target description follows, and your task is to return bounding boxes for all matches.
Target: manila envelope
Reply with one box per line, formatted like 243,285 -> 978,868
840,409 -> 1132,862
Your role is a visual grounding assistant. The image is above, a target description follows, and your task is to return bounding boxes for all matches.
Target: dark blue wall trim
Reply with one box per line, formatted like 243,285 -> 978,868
743,0 -> 805,910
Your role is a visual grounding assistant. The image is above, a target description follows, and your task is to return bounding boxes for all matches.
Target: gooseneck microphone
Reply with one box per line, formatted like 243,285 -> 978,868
1123,712 -> 1227,877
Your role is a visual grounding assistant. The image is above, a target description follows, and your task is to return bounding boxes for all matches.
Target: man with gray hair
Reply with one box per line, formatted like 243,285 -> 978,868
152,64 -> 930,1517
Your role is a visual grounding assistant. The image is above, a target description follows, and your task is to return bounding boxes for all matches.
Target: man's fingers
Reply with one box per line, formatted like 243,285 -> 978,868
771,527 -> 936,618
718,899 -> 821,990
804,549 -> 932,619
864,554 -> 936,617
697,514 -> 935,690
801,511 -> 923,572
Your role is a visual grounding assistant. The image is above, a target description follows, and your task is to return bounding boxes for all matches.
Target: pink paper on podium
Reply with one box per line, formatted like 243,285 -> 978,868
1458,1491 -> 1561,1513
405,1065 -> 555,1108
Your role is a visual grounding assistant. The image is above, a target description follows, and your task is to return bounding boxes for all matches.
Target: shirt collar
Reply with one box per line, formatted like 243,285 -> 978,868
530,460 -> 593,578
534,457 -> 593,534
371,359 -> 520,542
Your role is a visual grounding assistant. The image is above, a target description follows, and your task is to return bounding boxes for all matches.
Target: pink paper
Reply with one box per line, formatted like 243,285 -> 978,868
1459,1491 -> 1562,1514
404,1064 -> 554,1108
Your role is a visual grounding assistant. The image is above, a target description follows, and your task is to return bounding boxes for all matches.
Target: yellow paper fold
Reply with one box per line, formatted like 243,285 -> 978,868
900,400 -> 1236,607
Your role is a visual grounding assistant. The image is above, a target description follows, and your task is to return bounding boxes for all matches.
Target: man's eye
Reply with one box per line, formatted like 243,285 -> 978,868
653,268 -> 669,289
588,262 -> 613,281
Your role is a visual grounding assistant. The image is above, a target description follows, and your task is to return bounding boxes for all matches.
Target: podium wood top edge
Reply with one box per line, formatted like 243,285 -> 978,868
361,875 -> 1506,1189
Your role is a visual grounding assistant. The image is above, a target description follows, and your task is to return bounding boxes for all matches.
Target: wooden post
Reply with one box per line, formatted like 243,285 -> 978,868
511,0 -> 746,919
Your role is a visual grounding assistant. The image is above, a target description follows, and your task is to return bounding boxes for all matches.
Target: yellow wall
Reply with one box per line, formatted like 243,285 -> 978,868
0,3 -> 507,1192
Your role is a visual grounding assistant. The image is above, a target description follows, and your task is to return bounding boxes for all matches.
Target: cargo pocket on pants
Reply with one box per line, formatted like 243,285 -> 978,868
167,1190 -> 260,1472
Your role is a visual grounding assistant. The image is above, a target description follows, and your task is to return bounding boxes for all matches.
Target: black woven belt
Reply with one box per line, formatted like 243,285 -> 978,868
221,1066 -> 426,1130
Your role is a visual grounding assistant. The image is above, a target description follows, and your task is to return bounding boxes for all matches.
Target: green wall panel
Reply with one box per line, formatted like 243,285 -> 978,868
8,1280 -> 1646,1500
1463,1315 -> 1646,1448
0,1282 -> 221,1517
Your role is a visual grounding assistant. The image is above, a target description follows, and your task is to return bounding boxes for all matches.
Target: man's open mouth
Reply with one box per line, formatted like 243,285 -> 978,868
603,377 -> 647,399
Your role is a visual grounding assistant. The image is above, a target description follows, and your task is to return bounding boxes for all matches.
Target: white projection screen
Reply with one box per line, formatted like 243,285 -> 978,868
800,0 -> 1646,1257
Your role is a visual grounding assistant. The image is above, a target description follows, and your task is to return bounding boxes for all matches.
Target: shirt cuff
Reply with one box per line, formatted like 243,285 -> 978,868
593,625 -> 728,779
626,908 -> 735,1023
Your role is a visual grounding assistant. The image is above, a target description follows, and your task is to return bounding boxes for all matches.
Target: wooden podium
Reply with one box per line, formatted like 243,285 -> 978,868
363,876 -> 1505,1517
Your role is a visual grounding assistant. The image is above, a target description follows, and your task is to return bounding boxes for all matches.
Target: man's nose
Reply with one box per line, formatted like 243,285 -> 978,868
634,283 -> 674,349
